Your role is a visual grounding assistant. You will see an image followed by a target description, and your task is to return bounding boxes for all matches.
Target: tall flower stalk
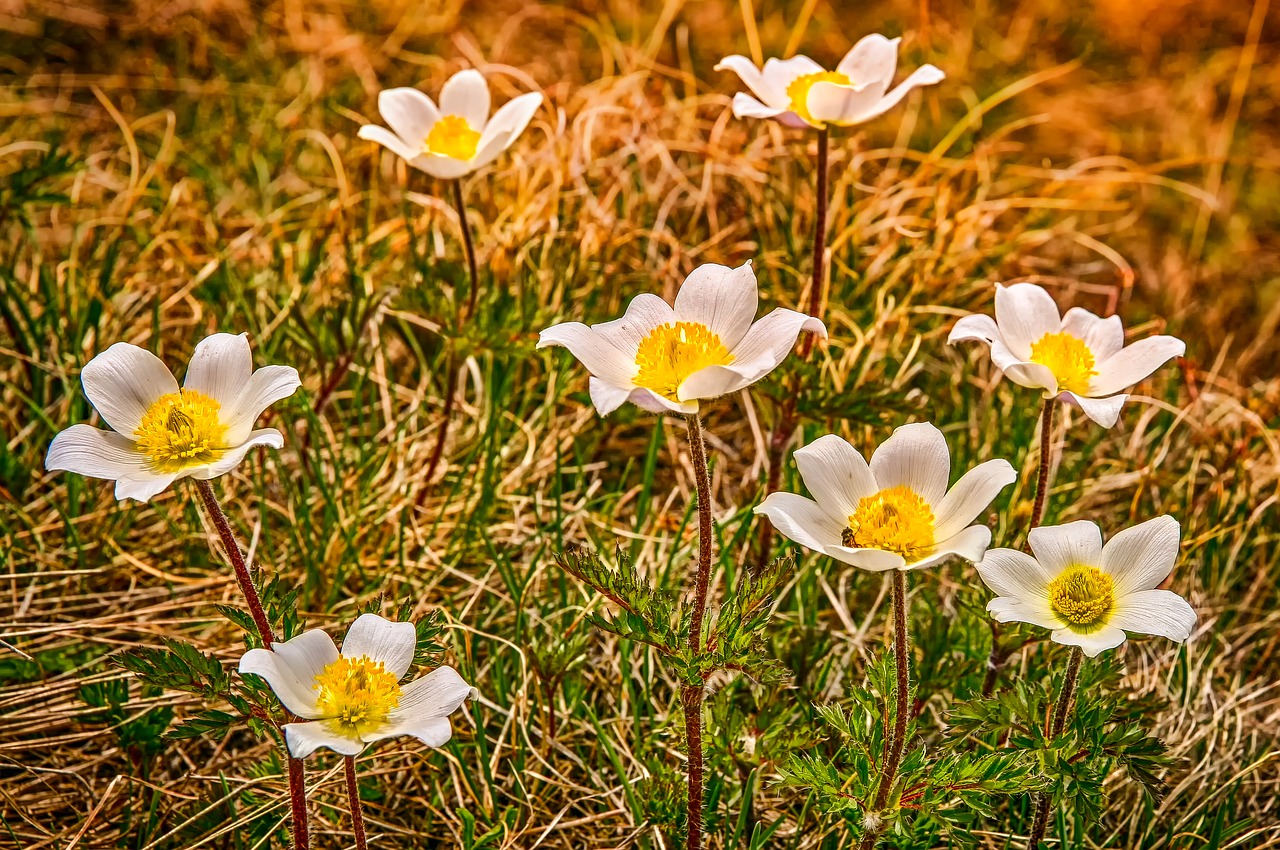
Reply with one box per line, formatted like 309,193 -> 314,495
1027,646 -> 1083,846
683,413 -> 715,850
345,756 -> 369,850
858,568 -> 909,850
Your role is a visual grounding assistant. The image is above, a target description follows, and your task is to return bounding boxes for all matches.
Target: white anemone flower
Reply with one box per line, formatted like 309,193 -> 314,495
975,518 -> 1196,657
357,69 -> 542,179
715,34 -> 944,130
238,613 -> 478,758
755,424 -> 1016,571
536,261 -> 825,416
948,283 -> 1185,428
45,333 -> 300,503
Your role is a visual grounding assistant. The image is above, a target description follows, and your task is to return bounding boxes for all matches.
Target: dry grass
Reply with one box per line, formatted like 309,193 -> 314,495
1,0 -> 1279,847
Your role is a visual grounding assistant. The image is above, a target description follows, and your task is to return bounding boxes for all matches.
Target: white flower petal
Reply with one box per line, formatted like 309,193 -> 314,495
947,313 -> 1002,346
537,321 -> 636,386
182,333 -> 251,411
412,153 -> 477,180
988,596 -> 1063,630
994,283 -> 1061,358
822,544 -> 906,572
341,614 -> 418,679
673,364 -> 744,401
238,629 -> 338,719
81,342 -> 179,435
868,421 -> 950,504
754,492 -> 845,554
468,129 -> 516,171
190,429 -> 284,480
591,292 -> 677,357
377,88 -> 440,147
976,548 -> 1055,599
808,80 -> 888,126
1101,515 -> 1181,597
1109,589 -> 1196,643
919,524 -> 992,568
715,307 -> 825,380
438,69 -> 490,130
115,471 -> 180,503
672,262 -> 758,349
223,365 -> 300,445
760,55 -> 825,93
361,715 -> 454,748
836,34 -> 899,92
45,425 -> 176,503
285,721 -> 364,758
1060,391 -> 1127,428
388,666 -> 477,724
792,433 -> 877,524
932,459 -> 1016,540
728,92 -> 790,122
1002,360 -> 1059,393
358,124 -> 422,161
1089,336 -> 1185,397
715,55 -> 786,106
1028,521 -> 1103,573
627,386 -> 695,415
476,91 -> 541,153
857,64 -> 945,122
1060,308 -> 1124,361
1051,625 -> 1128,657
587,377 -> 634,416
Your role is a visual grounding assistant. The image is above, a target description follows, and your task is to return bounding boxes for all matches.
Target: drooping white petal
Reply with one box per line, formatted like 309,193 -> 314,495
1060,391 -> 1127,428
626,386 -> 695,415
358,124 -> 423,161
341,614 -> 418,679
1060,308 -> 1124,362
754,492 -> 845,554
222,365 -> 301,445
189,429 -> 284,480
1051,624 -> 1128,657
932,459 -> 1016,540
238,629 -> 339,719
388,666 -> 477,724
377,88 -> 441,147
438,69 -> 491,130
115,470 -> 180,503
413,153 -> 477,180
856,64 -> 945,122
715,55 -> 786,107
81,342 -> 179,435
975,548 -> 1055,599
1001,360 -> 1059,394
728,92 -> 796,124
1101,515 -> 1181,597
822,544 -> 906,572
47,424 -> 181,502
947,313 -> 1002,347
987,596 -> 1063,630
837,34 -> 900,93
806,80 -> 887,127
1028,521 -> 1103,573
792,434 -> 878,524
590,293 -> 677,358
285,721 -> 364,758
1109,589 -> 1196,642
587,377 -> 635,416
672,262 -> 758,350
676,308 -> 825,401
183,333 -> 252,410
868,422 -> 950,505
920,524 -> 991,567
475,92 -> 542,158
1089,336 -> 1186,397
994,284 -> 1062,358
467,129 -> 517,172
361,715 -> 454,748
537,321 -> 637,386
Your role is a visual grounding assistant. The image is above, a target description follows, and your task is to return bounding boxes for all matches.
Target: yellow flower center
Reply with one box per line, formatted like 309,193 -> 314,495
424,115 -> 481,160
313,655 -> 402,737
1029,332 -> 1097,395
1047,565 -> 1115,631
786,71 -> 852,125
841,485 -> 935,561
133,390 -> 227,473
633,321 -> 735,403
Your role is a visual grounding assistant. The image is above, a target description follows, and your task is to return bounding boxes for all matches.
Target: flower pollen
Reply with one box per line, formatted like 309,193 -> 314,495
786,71 -> 851,125
1047,565 -> 1115,631
134,390 -> 227,473
633,321 -> 735,402
424,115 -> 481,160
842,485 -> 935,561
1029,331 -> 1097,395
313,656 -> 402,737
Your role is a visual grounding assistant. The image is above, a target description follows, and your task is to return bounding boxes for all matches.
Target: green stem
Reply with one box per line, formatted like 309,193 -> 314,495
1027,647 -> 1084,848
860,569 -> 910,849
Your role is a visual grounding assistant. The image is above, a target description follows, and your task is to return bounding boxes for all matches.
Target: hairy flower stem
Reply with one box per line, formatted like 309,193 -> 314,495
345,756 -> 368,850
452,179 -> 481,323
1027,646 -> 1085,848
193,479 -> 310,850
983,396 -> 1057,696
756,128 -> 830,571
683,412 -> 715,850
860,569 -> 910,850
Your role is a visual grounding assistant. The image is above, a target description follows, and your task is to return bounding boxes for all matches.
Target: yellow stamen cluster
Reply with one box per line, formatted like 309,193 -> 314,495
424,115 -> 481,160
786,71 -> 852,125
313,656 -> 402,737
134,390 -> 227,473
1047,565 -> 1115,631
842,485 -> 935,561
633,321 -> 735,402
1029,332 -> 1097,395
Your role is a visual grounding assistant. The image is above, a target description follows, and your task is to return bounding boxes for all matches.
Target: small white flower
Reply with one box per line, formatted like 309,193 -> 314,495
948,283 -> 1185,428
755,424 -> 1016,571
715,34 -> 944,130
238,613 -> 478,758
537,261 -> 825,416
975,518 -> 1196,657
357,69 -> 542,179
45,333 -> 300,503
